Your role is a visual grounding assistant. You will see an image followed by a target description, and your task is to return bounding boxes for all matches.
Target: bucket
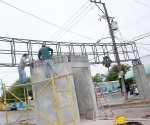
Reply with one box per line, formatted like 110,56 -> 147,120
114,116 -> 125,125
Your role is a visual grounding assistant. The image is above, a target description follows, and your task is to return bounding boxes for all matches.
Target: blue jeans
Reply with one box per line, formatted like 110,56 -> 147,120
18,66 -> 26,84
43,59 -> 57,79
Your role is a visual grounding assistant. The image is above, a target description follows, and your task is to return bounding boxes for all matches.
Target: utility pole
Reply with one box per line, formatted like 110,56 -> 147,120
90,0 -> 128,101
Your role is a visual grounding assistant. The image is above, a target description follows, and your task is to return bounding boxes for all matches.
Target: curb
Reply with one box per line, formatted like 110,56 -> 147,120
104,100 -> 150,108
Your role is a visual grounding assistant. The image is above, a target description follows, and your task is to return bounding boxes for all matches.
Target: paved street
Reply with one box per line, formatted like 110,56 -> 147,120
0,104 -> 150,125
0,110 -> 35,125
0,94 -> 149,125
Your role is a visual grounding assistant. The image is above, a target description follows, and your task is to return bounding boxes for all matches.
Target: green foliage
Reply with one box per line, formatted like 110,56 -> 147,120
105,64 -> 131,81
1,77 -> 32,103
105,64 -> 134,91
92,73 -> 106,83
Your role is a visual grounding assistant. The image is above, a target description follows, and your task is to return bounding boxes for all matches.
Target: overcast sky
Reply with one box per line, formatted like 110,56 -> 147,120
0,0 -> 150,88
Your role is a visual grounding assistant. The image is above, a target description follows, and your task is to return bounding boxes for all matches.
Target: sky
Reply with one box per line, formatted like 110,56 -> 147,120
0,0 -> 150,89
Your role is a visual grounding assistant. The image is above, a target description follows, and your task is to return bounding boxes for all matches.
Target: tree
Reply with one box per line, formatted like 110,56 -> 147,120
105,64 -> 134,91
105,64 -> 131,81
92,73 -> 106,83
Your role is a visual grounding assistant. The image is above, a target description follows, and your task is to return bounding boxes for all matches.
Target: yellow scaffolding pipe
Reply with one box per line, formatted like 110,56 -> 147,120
62,119 -> 73,125
51,74 -> 61,125
12,79 -> 52,125
66,77 -> 76,125
6,98 -> 25,100
59,105 -> 71,109
4,73 -> 76,125
4,84 -> 8,125
56,90 -> 68,92
6,88 -> 56,125
24,87 -> 29,125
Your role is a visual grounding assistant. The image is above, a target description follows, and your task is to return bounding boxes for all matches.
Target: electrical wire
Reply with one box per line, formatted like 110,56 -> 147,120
121,18 -> 150,30
131,34 -> 150,43
52,3 -> 92,41
90,32 -> 150,62
55,5 -> 95,41
0,0 -> 96,41
134,0 -> 150,8
120,13 -> 150,28
116,32 -> 150,57
48,0 -> 90,40
119,14 -> 150,31
115,37 -> 145,58
131,32 -> 150,41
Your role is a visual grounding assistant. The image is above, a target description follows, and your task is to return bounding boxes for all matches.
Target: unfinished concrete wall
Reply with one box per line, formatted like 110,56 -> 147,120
30,55 -> 99,125
30,57 -> 80,125
70,56 -> 99,119
133,64 -> 150,100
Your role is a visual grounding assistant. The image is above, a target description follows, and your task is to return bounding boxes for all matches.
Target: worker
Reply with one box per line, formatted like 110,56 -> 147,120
126,84 -> 130,99
18,53 -> 28,84
135,85 -> 139,96
38,44 -> 57,79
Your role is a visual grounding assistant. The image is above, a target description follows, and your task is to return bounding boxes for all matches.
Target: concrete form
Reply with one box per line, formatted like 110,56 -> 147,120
133,64 -> 150,100
30,55 -> 98,125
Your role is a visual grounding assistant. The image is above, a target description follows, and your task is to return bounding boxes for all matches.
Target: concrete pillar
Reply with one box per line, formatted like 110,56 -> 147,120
133,64 -> 150,100
30,56 -> 80,125
69,55 -> 99,119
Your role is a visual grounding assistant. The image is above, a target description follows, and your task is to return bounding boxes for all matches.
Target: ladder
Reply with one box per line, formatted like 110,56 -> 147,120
94,83 -> 115,119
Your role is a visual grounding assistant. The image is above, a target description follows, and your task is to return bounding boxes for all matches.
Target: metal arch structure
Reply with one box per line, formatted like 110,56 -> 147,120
0,36 -> 140,67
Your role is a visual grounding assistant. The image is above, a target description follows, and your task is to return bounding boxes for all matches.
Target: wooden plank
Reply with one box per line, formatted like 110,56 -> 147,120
7,73 -> 73,88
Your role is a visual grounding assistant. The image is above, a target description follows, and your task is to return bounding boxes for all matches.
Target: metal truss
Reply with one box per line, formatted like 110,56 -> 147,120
0,36 -> 140,67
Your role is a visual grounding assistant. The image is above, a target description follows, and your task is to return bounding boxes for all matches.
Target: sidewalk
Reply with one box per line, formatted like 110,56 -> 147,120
80,119 -> 150,125
102,94 -> 150,108
80,119 -> 114,125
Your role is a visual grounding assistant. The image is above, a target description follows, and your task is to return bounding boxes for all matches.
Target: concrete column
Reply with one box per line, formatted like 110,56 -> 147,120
30,56 -> 80,125
133,64 -> 150,100
70,56 -> 99,119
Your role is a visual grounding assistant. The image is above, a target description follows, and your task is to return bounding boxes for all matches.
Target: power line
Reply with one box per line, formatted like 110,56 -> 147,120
55,5 -> 95,41
48,0 -> 90,40
134,0 -> 150,8
52,3 -> 92,41
115,37 -> 146,57
0,0 -> 96,41
119,14 -> 150,31
132,34 -> 150,43
131,32 -> 150,41
121,17 -> 150,30
120,13 -> 150,28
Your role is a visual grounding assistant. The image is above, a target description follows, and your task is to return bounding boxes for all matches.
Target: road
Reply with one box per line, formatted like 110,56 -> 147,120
0,110 -> 35,125
0,105 -> 150,125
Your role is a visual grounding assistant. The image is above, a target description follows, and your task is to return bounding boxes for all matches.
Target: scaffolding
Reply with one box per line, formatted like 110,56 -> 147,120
4,73 -> 76,125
